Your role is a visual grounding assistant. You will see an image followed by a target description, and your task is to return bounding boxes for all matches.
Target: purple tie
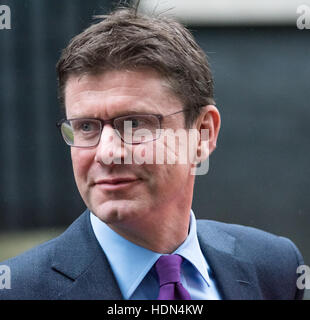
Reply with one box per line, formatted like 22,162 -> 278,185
155,254 -> 191,300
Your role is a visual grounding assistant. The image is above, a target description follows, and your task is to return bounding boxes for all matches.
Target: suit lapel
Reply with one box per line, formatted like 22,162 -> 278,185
50,211 -> 263,299
197,220 -> 263,300
51,210 -> 123,299
56,252 -> 123,300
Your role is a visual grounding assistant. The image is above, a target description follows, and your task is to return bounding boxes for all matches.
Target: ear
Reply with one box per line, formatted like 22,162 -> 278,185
194,105 -> 221,162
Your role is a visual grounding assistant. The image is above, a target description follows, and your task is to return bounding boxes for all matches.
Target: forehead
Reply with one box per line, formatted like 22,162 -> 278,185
64,68 -> 183,118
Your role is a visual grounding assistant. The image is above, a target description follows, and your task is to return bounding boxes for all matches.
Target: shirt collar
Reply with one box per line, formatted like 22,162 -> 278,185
90,210 -> 210,299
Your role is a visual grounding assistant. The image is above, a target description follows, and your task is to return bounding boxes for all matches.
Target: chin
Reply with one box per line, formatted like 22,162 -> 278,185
90,200 -> 142,225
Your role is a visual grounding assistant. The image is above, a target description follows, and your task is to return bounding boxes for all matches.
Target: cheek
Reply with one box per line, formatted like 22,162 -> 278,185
146,163 -> 191,206
71,148 -> 94,182
131,135 -> 192,181
152,132 -> 192,165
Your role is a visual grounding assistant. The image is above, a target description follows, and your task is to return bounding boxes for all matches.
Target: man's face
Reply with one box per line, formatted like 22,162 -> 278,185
65,68 -> 197,232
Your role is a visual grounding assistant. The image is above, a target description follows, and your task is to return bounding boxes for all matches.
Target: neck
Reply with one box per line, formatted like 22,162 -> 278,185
107,206 -> 191,254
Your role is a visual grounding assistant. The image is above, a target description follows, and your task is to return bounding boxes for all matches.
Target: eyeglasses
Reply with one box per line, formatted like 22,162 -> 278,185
56,109 -> 186,148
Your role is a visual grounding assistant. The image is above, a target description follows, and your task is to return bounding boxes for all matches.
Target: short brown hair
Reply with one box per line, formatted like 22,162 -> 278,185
56,7 -> 215,127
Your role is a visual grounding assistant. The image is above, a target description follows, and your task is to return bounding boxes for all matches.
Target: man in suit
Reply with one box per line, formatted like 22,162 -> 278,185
0,7 -> 304,300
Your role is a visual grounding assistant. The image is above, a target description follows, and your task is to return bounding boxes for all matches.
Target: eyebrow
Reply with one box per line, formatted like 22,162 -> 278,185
68,107 -> 159,119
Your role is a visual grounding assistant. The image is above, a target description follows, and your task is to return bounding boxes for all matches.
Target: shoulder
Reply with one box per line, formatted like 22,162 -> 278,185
0,237 -> 63,299
197,219 -> 304,299
0,212 -> 88,300
197,219 -> 303,262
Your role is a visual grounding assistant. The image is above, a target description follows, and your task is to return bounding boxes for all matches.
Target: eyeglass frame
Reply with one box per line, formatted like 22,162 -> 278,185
56,109 -> 189,148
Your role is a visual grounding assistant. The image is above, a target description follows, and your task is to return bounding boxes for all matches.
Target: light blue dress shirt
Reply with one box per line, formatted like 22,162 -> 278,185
90,210 -> 222,300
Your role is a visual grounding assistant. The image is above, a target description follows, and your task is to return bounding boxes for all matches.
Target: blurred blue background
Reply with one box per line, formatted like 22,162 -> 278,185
0,0 -> 309,296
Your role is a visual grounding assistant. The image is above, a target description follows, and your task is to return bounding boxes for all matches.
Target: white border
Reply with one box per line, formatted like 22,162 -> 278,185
138,0 -> 310,26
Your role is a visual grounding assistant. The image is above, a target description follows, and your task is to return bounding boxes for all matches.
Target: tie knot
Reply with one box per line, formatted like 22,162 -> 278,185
155,254 -> 183,286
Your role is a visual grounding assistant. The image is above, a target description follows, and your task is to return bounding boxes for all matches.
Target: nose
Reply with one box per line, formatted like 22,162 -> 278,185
94,124 -> 131,166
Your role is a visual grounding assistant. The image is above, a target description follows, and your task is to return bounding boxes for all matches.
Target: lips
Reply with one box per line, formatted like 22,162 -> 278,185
95,177 -> 138,184
94,177 -> 141,191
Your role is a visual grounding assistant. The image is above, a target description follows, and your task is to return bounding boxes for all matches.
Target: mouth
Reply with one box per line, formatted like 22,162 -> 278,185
93,177 -> 141,191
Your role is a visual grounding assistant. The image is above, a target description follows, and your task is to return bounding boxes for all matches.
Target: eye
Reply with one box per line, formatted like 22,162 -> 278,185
72,120 -> 100,133
124,116 -> 151,128
115,114 -> 159,136
120,116 -> 145,129
131,118 -> 140,128
80,122 -> 93,131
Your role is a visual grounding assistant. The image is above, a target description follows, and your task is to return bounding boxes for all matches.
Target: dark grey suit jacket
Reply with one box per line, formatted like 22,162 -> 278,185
0,210 -> 304,300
